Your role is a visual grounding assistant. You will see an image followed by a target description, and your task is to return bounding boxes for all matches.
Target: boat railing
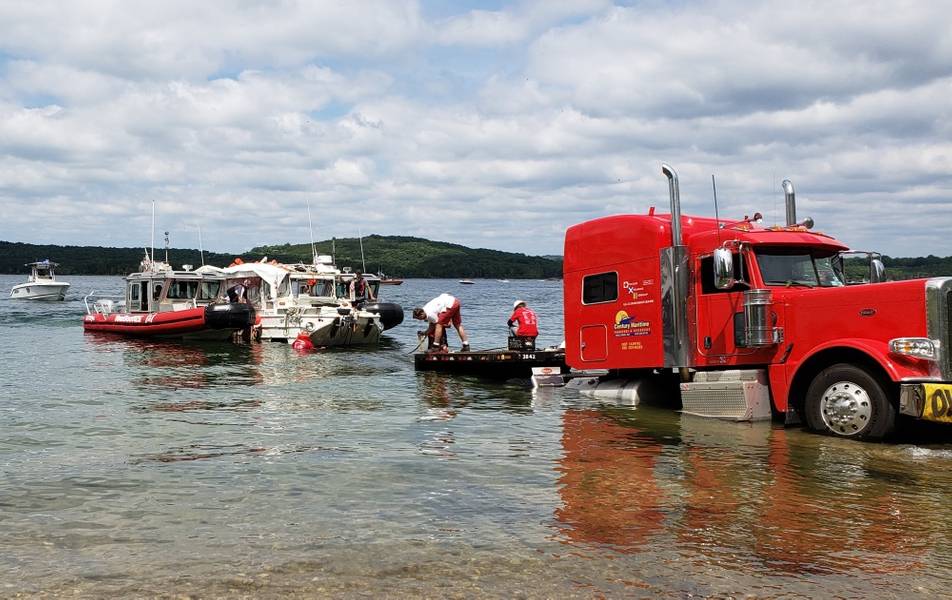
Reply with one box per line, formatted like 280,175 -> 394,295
83,291 -> 124,316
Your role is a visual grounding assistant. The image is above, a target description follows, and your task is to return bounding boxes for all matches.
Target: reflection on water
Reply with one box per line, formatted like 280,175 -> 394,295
556,409 -> 665,552
752,428 -> 931,577
554,406 -> 949,592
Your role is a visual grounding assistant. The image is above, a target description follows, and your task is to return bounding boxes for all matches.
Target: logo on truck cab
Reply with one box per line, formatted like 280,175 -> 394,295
614,310 -> 650,337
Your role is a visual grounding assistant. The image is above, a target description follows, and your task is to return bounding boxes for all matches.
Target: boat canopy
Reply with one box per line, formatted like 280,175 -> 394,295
221,263 -> 293,301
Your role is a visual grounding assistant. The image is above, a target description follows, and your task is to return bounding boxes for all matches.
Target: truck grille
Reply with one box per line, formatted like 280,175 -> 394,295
926,279 -> 952,380
947,290 -> 952,375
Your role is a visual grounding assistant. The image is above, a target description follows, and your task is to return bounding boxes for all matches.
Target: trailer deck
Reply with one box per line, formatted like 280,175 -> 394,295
414,348 -> 567,379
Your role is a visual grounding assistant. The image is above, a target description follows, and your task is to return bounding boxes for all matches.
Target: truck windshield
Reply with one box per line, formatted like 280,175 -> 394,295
755,248 -> 845,288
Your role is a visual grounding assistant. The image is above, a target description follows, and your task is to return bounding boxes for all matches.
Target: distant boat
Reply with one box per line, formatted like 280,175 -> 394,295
459,279 -> 475,285
376,271 -> 403,285
10,260 -> 70,301
496,279 -> 510,283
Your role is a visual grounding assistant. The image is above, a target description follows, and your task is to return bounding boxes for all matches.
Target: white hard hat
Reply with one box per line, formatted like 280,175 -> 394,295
513,299 -> 527,310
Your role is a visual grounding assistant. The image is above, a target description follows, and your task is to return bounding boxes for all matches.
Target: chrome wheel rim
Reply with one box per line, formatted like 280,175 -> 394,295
819,380 -> 872,436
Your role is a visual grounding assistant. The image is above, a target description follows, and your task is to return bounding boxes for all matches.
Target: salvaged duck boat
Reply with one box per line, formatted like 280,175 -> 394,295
220,255 -> 404,346
10,260 -> 70,300
83,255 -> 255,340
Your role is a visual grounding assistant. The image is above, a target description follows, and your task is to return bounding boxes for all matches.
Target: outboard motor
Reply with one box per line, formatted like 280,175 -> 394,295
363,302 -> 405,330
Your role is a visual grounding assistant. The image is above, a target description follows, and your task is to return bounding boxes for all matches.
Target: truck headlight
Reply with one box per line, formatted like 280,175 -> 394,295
889,337 -> 940,360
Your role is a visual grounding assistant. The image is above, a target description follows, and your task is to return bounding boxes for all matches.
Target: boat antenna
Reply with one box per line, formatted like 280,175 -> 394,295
150,199 -> 155,263
164,231 -> 170,264
358,228 -> 366,273
198,225 -> 205,266
332,237 -> 336,265
306,199 -> 317,265
712,174 -> 721,244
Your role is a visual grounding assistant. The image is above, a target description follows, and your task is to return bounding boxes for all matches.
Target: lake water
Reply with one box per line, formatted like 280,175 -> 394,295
2,275 -> 952,598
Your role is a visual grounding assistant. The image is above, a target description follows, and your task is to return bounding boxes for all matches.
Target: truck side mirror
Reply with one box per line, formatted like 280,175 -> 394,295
870,258 -> 885,283
713,247 -> 736,290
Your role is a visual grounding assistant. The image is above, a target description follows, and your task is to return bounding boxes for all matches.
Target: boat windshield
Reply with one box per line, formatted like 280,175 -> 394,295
166,280 -> 199,300
755,247 -> 845,288
294,278 -> 334,297
198,281 -> 221,301
336,279 -> 379,299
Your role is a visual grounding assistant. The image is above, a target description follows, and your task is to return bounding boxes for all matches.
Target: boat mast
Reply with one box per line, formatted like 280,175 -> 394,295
198,225 -> 205,266
306,199 -> 317,265
359,228 -> 366,273
164,231 -> 170,264
150,199 -> 155,264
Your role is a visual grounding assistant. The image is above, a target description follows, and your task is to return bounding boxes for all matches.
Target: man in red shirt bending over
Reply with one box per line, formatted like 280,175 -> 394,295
508,300 -> 538,349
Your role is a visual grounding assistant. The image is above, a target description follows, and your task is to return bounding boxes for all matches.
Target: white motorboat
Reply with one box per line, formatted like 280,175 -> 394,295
220,255 -> 404,347
10,260 -> 70,301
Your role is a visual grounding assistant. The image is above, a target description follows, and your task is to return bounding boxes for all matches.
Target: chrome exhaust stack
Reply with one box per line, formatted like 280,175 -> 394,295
782,179 -> 796,226
662,163 -> 683,246
661,163 -> 691,377
782,179 -> 814,229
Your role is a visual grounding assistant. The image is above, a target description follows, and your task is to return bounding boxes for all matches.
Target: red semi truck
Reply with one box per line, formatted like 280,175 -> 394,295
562,164 -> 952,440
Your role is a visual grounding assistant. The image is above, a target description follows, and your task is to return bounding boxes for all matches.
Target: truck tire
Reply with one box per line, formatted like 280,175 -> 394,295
804,363 -> 895,441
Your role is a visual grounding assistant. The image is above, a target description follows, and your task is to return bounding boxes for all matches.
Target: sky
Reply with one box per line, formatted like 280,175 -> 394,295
1,0 -> 950,257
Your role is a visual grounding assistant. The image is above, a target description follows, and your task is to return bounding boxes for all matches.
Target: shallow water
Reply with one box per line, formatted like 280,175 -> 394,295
2,275 -> 952,598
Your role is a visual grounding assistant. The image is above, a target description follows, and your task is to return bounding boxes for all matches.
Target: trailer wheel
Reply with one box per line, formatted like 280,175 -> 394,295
804,363 -> 895,441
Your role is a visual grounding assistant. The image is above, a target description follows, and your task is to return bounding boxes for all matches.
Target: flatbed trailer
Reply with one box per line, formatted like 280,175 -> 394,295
414,348 -> 567,379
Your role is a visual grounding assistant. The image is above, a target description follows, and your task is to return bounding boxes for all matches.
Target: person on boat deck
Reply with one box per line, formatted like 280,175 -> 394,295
508,300 -> 539,340
349,271 -> 375,306
227,280 -> 248,303
412,293 -> 470,352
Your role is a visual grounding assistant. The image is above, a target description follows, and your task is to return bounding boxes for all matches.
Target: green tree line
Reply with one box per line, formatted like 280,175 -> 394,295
250,235 -> 562,278
0,236 -> 563,278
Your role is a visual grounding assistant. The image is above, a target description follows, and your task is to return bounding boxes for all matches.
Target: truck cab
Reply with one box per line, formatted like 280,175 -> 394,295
563,165 -> 952,440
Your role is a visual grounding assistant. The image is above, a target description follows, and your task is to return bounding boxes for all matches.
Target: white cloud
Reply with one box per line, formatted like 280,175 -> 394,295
0,0 -> 951,260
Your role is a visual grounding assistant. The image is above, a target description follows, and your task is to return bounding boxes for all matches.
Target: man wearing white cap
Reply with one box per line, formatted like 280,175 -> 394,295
508,300 -> 538,343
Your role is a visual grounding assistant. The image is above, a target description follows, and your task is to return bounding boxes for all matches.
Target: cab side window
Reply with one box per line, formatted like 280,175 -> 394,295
700,255 -> 749,294
583,272 -> 617,304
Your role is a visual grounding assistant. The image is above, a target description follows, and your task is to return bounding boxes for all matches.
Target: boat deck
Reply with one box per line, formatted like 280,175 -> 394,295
414,348 -> 567,379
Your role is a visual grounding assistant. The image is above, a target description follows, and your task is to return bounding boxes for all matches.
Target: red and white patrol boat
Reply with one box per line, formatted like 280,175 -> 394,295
83,255 -> 255,340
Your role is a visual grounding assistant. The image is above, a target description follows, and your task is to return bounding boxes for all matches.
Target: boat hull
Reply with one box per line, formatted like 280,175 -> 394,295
309,317 -> 383,347
10,282 -> 70,301
83,303 -> 255,340
258,312 -> 383,346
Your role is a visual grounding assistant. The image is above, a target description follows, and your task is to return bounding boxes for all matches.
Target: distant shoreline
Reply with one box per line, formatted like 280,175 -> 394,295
0,236 -> 564,279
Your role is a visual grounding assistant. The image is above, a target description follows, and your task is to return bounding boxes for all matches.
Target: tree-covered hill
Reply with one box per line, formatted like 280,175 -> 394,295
6,236 -> 950,280
0,236 -> 563,278
250,235 -> 562,278
0,241 -> 262,276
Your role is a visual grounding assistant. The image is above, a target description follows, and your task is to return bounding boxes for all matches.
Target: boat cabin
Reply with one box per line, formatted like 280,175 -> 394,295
337,273 -> 381,302
27,260 -> 59,282
125,266 -> 226,313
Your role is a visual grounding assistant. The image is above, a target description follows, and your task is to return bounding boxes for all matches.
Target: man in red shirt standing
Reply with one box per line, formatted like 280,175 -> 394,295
508,300 -> 538,349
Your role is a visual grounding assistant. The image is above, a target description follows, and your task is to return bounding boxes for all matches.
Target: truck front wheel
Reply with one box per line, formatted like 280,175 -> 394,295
804,364 -> 895,441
